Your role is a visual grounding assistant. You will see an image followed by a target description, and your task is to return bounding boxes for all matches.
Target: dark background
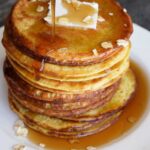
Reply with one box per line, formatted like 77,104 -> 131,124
0,0 -> 150,30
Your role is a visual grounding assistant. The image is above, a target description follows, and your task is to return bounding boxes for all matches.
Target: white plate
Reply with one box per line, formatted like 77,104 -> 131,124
0,24 -> 150,150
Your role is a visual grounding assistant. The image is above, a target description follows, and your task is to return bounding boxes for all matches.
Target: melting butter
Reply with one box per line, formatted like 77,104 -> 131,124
44,0 -> 99,29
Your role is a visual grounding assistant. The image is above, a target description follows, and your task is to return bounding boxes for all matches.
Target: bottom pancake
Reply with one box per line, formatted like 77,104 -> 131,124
10,96 -> 121,139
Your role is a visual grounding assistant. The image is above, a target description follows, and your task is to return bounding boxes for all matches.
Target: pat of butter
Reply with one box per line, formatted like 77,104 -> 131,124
44,0 -> 99,29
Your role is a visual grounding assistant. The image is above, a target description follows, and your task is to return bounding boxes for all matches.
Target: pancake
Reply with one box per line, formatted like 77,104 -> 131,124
7,57 -> 129,93
8,80 -> 118,112
8,68 -> 136,120
6,0 -> 132,66
9,89 -> 114,117
4,60 -> 120,117
4,59 -> 120,103
10,94 -> 118,131
8,68 -> 135,139
11,69 -> 135,119
10,95 -> 122,138
3,31 -> 130,80
22,112 -> 120,139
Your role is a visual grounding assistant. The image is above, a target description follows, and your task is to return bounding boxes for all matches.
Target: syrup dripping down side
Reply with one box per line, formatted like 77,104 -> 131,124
28,61 -> 149,150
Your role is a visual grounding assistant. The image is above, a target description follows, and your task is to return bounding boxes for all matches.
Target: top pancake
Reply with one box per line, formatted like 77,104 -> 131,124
7,0 -> 133,66
3,31 -> 130,81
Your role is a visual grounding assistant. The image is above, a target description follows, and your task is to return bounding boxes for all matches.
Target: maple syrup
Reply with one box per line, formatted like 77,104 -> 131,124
28,61 -> 149,150
51,0 -> 56,37
32,0 -> 56,77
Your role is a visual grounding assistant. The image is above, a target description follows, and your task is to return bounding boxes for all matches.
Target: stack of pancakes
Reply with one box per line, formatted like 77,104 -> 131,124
2,0 -> 136,138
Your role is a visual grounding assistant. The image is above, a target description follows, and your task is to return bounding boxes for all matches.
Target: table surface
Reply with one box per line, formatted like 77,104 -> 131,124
0,0 -> 150,30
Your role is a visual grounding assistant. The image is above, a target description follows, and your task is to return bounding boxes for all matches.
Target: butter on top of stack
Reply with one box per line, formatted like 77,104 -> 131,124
2,0 -> 136,138
44,0 -> 99,29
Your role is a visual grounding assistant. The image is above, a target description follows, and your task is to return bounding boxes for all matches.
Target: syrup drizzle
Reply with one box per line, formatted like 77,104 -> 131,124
28,62 -> 149,150
36,0 -> 56,75
51,0 -> 56,37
